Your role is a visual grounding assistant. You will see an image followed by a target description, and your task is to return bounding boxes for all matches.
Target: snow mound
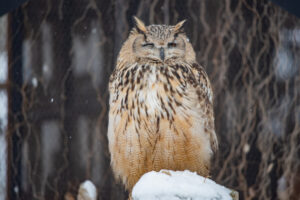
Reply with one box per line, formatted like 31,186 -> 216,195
132,170 -> 237,200
77,180 -> 97,200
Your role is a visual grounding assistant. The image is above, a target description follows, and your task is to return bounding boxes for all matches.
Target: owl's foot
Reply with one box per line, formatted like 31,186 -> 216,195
203,175 -> 212,183
128,191 -> 132,200
161,170 -> 172,176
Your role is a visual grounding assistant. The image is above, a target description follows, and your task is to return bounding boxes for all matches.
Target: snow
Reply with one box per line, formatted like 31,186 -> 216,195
0,52 -> 7,83
277,175 -> 287,200
0,15 -> 7,84
132,170 -> 236,200
31,77 -> 38,87
77,180 -> 97,200
0,15 -> 7,200
0,91 -> 8,200
274,28 -> 300,81
0,134 -> 7,200
72,21 -> 104,87
41,23 -> 54,84
0,91 -> 7,133
41,121 -> 61,195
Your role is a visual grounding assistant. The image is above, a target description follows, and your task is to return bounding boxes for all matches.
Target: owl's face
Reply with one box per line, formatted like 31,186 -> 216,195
127,17 -> 194,63
132,25 -> 187,62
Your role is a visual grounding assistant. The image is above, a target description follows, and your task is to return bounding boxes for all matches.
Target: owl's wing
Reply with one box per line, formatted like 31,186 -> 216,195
190,63 -> 218,153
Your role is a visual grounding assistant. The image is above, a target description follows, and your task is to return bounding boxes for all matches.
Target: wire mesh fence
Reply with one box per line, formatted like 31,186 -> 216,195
2,0 -> 300,199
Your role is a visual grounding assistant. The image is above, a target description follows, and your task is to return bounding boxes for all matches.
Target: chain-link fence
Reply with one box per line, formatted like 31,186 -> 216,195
2,0 -> 300,199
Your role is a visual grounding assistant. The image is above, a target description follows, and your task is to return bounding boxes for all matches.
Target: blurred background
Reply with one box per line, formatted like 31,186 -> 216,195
0,0 -> 299,199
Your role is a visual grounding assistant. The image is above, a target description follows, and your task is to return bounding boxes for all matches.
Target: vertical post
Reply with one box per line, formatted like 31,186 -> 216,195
6,8 -> 24,200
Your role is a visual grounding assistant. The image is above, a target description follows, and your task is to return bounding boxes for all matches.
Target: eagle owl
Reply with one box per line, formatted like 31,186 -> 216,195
108,17 -> 218,191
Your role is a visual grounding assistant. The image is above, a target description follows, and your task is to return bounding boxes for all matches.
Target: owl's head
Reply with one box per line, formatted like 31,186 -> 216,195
118,17 -> 196,65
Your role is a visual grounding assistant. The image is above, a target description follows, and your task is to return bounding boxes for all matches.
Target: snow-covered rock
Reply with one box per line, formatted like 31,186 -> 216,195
77,180 -> 97,200
132,170 -> 238,200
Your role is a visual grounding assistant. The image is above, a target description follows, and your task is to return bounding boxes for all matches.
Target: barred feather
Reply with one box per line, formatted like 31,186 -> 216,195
108,20 -> 218,191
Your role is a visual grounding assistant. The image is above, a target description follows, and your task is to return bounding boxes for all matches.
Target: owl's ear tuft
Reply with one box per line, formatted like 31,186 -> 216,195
133,16 -> 147,34
174,19 -> 186,33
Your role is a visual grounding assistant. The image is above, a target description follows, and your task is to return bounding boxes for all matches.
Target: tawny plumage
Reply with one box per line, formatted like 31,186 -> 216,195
108,17 -> 218,191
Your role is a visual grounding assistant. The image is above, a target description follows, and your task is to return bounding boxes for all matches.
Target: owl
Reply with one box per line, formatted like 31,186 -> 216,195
108,17 -> 218,192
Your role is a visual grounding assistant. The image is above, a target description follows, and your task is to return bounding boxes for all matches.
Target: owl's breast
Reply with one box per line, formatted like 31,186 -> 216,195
108,62 -> 215,189
110,63 -> 202,119
137,69 -> 164,116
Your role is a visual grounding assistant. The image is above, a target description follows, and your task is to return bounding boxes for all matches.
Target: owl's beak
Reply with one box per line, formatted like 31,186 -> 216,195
160,48 -> 165,61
